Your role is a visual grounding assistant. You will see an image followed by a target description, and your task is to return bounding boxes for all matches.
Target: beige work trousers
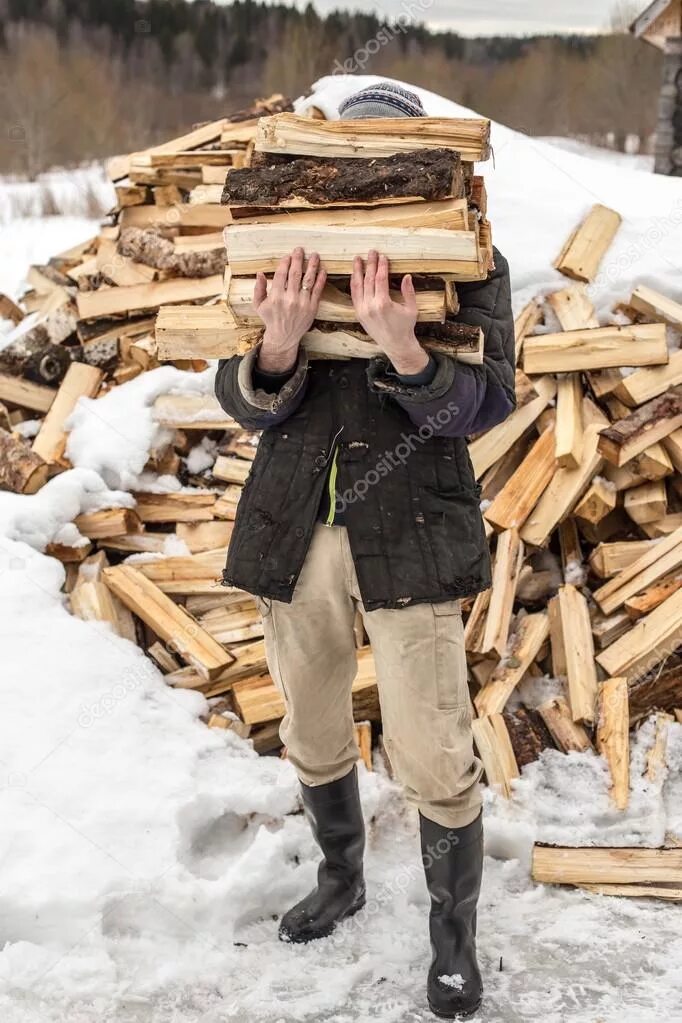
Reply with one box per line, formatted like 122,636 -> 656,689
255,524 -> 482,829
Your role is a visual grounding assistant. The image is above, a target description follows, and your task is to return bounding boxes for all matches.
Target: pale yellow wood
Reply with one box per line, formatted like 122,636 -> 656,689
132,547 -> 226,595
596,586 -> 682,680
77,274 -> 223,320
32,363 -> 103,465
213,455 -> 251,486
469,376 -> 556,479
95,237 -> 156,286
230,197 -> 470,230
480,530 -> 523,656
624,479 -> 668,525
224,223 -> 484,277
588,540 -> 656,579
555,373 -> 583,467
103,564 -> 234,679
133,491 -> 216,524
0,373 -> 55,413
546,284 -> 599,330
593,525 -> 682,614
523,324 -> 667,374
613,349 -> 682,407
597,676 -> 630,810
108,116 -> 234,181
513,298 -> 543,365
120,204 -> 232,230
573,478 -> 617,527
553,204 -> 622,282
176,521 -> 233,553
557,585 -> 599,725
471,715 -> 519,799
255,112 -> 491,162
537,697 -> 592,753
662,427 -> 682,472
578,884 -> 682,901
630,284 -> 682,328
532,846 -> 682,886
70,580 -> 129,639
646,711 -> 674,782
484,426 -> 556,531
474,613 -> 550,717
199,605 -> 263,645
355,721 -> 373,772
74,508 -> 140,540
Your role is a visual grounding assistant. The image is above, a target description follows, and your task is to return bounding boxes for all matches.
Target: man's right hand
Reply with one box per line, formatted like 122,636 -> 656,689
253,247 -> 326,374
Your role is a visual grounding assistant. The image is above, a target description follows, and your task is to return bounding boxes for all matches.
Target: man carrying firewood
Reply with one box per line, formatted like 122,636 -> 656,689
215,82 -> 515,1020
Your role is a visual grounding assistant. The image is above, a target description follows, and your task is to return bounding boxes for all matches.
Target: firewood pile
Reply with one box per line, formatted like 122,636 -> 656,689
1,97 -> 681,899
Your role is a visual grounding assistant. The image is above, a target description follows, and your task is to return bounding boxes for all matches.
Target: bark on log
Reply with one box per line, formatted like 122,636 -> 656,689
0,428 -> 48,494
118,227 -> 224,279
629,653 -> 682,725
0,325 -> 72,386
503,707 -> 556,768
222,148 -> 465,207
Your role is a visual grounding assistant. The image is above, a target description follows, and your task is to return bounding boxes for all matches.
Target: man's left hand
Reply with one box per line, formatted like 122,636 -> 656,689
350,250 -> 430,376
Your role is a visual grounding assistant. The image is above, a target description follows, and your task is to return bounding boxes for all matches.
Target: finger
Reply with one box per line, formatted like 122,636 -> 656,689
350,256 -> 364,304
301,252 -> 320,295
401,273 -> 417,312
364,249 -> 378,300
375,255 -> 390,303
253,272 -> 268,310
310,266 -> 327,305
287,247 -> 304,291
272,254 -> 291,294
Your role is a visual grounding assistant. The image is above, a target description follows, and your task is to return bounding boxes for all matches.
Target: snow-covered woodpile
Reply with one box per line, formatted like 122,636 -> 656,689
1,96 -> 681,900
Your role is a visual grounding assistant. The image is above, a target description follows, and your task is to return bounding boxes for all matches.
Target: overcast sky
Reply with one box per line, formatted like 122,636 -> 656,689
272,0 -> 630,35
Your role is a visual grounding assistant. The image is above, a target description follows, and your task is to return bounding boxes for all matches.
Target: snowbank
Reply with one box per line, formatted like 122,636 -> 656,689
0,75 -> 680,1022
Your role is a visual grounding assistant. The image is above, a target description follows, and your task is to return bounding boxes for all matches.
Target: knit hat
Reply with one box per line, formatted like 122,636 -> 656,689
339,82 -> 426,120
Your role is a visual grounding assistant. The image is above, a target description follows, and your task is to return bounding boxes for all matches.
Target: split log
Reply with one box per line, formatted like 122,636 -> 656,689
223,148 -> 466,207
119,204 -> 232,230
532,846 -> 682,886
0,373 -> 56,413
76,274 -> 223,320
470,376 -> 556,479
0,293 -> 25,324
103,564 -> 234,680
176,521 -> 233,553
573,478 -> 617,530
588,540 -> 656,579
553,203 -> 622,282
537,696 -> 592,753
0,429 -> 48,494
74,508 -> 141,540
133,492 -> 216,523
593,525 -> 682,615
480,529 -> 523,656
474,613 -> 550,716
152,393 -> 233,430
70,580 -> 136,641
646,711 -> 674,782
555,373 -> 583,468
484,425 -> 556,531
624,479 -> 667,525
629,654 -> 682,725
229,197 -> 469,230
596,587 -> 682,682
213,455 -> 251,485
471,715 -> 519,798
546,284 -> 599,330
629,284 -> 682,328
522,324 -> 667,374
597,387 -> 682,467
556,584 -> 599,724
513,298 -> 543,364
502,707 -> 555,767
613,349 -> 682,407
32,362 -> 103,467
625,576 -> 682,619
223,223 -> 483,277
254,112 -> 491,162
597,677 -> 630,810
133,547 -> 226,595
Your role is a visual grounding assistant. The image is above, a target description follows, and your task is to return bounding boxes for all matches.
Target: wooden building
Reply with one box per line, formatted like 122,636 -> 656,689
631,0 -> 682,173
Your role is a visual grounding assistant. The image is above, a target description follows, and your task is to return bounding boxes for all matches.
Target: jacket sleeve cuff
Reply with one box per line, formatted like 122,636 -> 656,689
237,342 -> 309,413
367,352 -> 455,404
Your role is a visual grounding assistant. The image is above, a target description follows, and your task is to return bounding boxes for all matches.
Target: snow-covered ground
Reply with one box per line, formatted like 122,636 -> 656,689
0,76 -> 681,1023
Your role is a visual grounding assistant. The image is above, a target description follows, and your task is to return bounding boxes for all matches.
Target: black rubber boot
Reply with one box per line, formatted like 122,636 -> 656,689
279,766 -> 366,943
420,811 -> 484,1019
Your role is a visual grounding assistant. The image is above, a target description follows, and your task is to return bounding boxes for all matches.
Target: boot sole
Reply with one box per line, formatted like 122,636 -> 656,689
427,997 -> 482,1021
278,889 -> 366,944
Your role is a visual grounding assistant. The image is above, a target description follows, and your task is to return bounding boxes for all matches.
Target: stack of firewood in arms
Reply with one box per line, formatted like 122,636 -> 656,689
1,100 -> 681,899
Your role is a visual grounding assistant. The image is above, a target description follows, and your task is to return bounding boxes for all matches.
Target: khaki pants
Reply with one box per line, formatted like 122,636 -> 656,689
256,524 -> 482,829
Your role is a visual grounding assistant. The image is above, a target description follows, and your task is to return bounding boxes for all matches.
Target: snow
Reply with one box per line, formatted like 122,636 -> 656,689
0,75 -> 680,1023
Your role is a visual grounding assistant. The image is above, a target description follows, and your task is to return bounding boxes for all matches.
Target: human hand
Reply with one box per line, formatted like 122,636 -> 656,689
350,250 -> 429,376
253,247 -> 327,373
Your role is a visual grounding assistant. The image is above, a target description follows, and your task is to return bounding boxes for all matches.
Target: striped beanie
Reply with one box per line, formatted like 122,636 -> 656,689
339,82 -> 426,120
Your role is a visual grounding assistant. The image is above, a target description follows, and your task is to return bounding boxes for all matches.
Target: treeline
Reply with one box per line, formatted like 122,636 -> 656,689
0,0 -> 662,177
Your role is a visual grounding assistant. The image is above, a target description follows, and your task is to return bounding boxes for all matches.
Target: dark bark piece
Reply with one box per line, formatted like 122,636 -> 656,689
118,227 -> 224,278
0,325 -> 72,386
226,94 -> 293,123
222,148 -> 464,207
0,428 -> 48,494
629,652 -> 682,725
503,707 -> 556,768
598,386 -> 682,463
